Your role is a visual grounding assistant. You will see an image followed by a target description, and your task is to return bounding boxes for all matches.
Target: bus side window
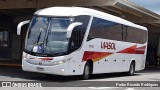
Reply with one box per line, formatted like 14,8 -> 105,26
87,34 -> 94,41
87,17 -> 123,41
125,26 -> 147,44
68,15 -> 90,53
69,25 -> 86,52
70,27 -> 81,50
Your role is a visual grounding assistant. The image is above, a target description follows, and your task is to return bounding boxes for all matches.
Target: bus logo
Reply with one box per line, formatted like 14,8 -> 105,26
101,41 -> 116,50
39,62 -> 42,65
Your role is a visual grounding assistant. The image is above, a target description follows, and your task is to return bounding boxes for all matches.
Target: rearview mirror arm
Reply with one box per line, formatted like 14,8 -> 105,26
17,20 -> 30,35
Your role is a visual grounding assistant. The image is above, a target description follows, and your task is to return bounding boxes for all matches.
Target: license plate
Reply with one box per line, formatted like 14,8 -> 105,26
36,67 -> 44,71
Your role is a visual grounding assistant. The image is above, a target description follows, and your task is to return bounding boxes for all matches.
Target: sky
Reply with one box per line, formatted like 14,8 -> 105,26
131,0 -> 160,14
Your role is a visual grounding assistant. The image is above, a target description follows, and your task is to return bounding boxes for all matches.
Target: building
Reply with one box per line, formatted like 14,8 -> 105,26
0,0 -> 160,66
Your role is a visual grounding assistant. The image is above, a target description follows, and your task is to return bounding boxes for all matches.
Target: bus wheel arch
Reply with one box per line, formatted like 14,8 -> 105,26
82,60 -> 93,80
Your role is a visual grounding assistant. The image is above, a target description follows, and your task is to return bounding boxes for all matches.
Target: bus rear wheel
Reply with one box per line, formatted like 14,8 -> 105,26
128,62 -> 135,76
82,62 -> 91,80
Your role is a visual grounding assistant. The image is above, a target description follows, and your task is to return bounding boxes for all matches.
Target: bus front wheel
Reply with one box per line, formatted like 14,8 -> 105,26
82,62 -> 91,80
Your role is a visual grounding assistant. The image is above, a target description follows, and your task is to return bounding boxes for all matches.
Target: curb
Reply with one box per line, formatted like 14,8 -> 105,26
0,63 -> 22,67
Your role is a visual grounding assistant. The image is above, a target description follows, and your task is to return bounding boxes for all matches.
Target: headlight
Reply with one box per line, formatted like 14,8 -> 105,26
53,58 -> 71,65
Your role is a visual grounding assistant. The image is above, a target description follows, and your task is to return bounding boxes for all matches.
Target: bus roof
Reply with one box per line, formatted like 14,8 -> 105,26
35,7 -> 147,31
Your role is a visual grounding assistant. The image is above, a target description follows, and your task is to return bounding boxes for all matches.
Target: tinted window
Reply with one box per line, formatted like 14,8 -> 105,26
87,17 -> 147,44
69,15 -> 90,52
124,26 -> 147,44
87,17 -> 123,41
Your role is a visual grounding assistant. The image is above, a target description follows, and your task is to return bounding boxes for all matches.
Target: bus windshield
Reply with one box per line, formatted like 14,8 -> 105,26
25,15 -> 90,56
25,16 -> 73,55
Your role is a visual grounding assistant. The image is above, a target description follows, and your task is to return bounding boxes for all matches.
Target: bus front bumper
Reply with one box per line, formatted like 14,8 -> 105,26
22,60 -> 69,76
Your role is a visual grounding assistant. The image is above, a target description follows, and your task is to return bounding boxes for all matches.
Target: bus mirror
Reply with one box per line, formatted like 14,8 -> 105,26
17,20 -> 30,35
67,22 -> 82,38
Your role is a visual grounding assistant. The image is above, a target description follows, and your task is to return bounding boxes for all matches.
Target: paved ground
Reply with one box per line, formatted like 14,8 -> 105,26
0,66 -> 160,90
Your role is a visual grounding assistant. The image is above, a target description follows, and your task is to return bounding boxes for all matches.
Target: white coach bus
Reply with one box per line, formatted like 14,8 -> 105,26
17,7 -> 148,79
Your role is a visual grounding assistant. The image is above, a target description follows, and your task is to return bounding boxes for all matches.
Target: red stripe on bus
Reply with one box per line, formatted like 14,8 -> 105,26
118,45 -> 137,54
118,45 -> 146,54
83,45 -> 146,62
83,51 -> 112,62
135,46 -> 146,54
39,58 -> 53,61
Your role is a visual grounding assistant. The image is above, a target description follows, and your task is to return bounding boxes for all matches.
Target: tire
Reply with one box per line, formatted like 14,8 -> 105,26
82,62 -> 91,80
128,62 -> 135,76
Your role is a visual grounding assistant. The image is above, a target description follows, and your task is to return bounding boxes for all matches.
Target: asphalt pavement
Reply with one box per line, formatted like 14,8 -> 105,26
0,66 -> 160,89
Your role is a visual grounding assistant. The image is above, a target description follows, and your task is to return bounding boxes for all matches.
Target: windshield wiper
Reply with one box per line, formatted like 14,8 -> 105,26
31,28 -> 43,52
